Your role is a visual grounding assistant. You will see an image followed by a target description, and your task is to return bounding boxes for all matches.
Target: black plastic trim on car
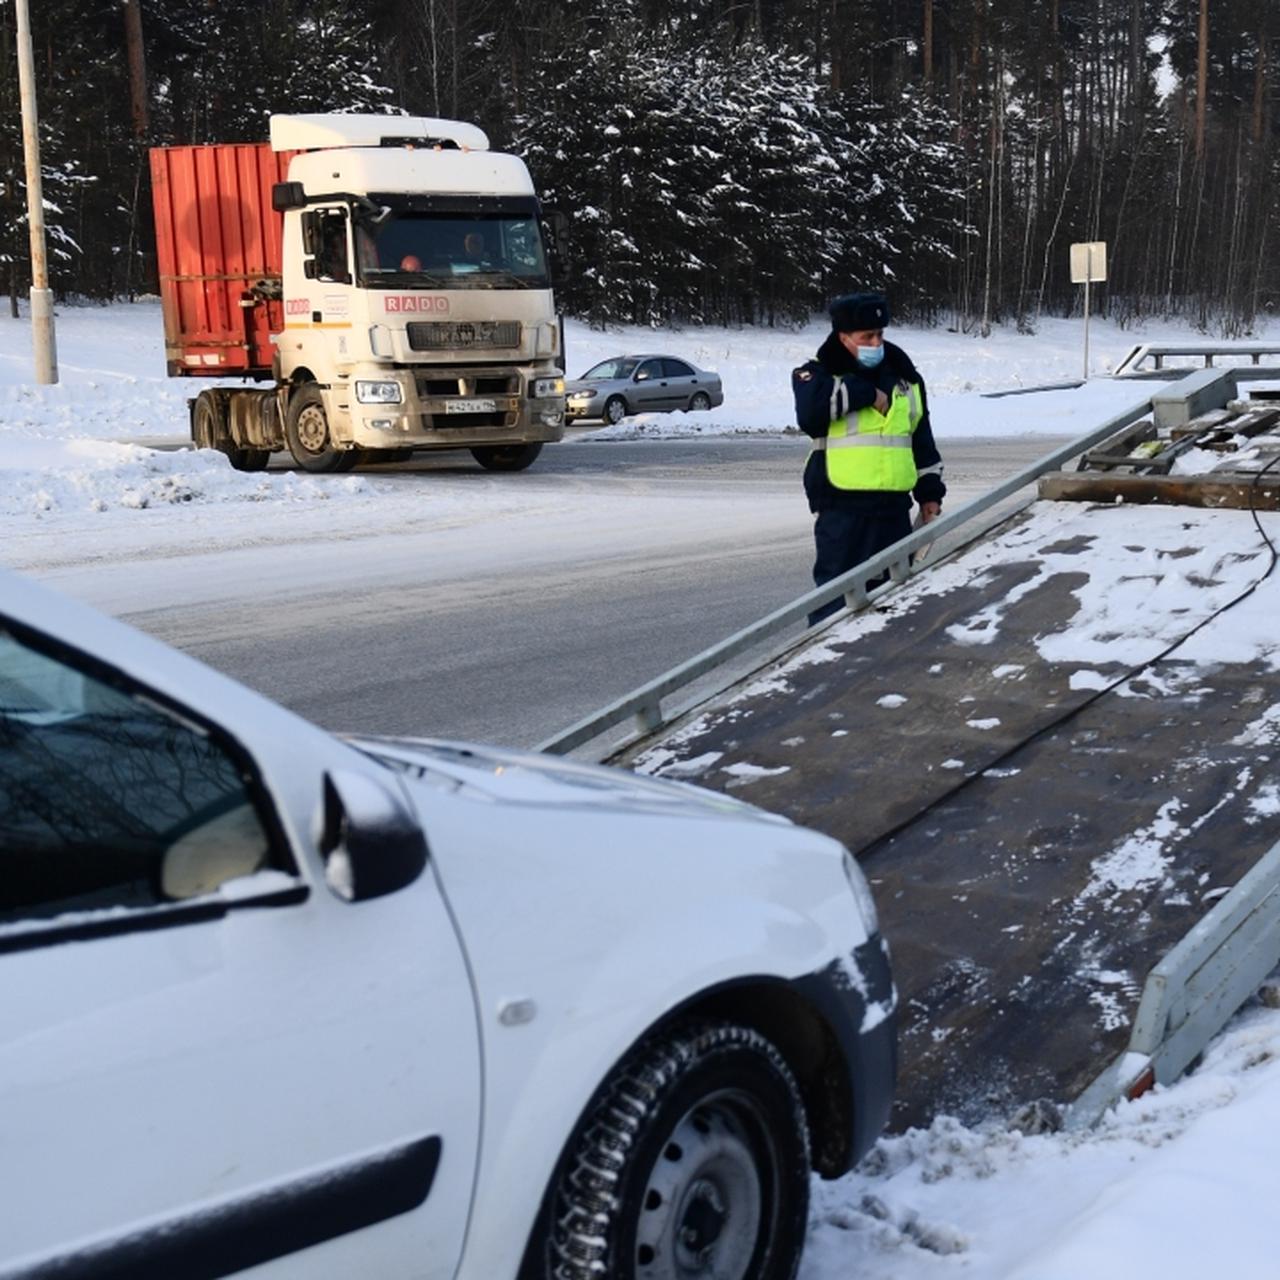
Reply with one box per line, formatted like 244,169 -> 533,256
7,1134 -> 441,1280
0,884 -> 310,956
795,935 -> 898,1168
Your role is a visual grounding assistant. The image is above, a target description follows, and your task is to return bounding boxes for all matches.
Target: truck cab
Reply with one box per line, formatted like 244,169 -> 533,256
270,115 -> 565,472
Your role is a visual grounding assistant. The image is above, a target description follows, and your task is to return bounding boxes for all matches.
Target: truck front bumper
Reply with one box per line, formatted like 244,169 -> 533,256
341,366 -> 566,449
351,404 -> 565,449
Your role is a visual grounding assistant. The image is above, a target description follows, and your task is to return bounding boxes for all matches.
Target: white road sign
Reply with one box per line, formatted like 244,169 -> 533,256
1070,241 -> 1108,284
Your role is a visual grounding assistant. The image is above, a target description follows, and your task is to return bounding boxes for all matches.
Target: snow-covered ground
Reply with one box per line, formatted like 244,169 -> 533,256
4,301 -> 1280,1278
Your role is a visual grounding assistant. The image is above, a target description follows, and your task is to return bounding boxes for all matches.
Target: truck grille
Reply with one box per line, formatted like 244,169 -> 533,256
416,373 -> 519,397
407,321 -> 521,351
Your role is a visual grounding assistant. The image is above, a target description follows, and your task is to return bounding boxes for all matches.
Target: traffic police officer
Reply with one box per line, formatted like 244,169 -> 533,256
793,292 -> 945,625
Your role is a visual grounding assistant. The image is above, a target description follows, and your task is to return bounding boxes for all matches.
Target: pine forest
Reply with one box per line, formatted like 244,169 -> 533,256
0,0 -> 1273,335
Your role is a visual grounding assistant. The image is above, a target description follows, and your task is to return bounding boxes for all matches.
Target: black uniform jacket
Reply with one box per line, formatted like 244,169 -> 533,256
792,333 -> 946,514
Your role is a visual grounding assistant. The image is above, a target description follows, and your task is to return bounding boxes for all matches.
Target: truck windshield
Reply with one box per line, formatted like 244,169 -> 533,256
358,213 -> 551,290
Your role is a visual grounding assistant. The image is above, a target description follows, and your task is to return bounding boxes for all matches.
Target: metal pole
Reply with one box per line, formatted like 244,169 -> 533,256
1083,247 -> 1092,382
14,0 -> 58,385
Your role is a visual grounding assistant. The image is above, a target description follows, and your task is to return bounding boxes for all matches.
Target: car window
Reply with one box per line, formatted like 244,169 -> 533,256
661,359 -> 695,378
0,628 -> 284,928
635,360 -> 663,381
581,358 -> 639,380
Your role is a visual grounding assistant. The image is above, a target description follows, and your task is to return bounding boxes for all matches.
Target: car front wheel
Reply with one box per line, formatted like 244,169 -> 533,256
542,1023 -> 810,1280
604,395 -> 628,426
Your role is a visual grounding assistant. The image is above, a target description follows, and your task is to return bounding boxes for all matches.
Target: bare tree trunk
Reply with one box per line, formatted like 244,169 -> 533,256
923,0 -> 933,87
1195,0 -> 1209,159
122,0 -> 148,138
1253,24 -> 1268,145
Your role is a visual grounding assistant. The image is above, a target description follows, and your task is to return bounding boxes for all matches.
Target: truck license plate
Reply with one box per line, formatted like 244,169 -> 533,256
445,399 -> 497,414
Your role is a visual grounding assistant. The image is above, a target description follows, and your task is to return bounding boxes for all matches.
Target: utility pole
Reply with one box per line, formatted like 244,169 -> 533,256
14,0 -> 58,384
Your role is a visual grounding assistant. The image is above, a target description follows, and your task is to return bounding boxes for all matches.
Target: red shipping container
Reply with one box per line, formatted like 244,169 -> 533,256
150,144 -> 297,379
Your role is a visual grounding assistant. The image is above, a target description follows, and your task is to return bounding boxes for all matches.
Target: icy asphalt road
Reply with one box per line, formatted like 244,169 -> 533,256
29,434 -> 1071,747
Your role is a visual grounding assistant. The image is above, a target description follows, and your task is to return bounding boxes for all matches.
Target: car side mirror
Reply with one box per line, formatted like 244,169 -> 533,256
318,769 -> 428,902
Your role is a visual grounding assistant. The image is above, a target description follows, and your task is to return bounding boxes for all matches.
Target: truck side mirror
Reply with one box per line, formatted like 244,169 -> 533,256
272,181 -> 308,212
300,211 -> 321,256
543,208 -> 571,279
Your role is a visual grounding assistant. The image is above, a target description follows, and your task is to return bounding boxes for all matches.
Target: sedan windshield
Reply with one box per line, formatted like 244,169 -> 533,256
358,212 -> 551,290
581,358 -> 640,380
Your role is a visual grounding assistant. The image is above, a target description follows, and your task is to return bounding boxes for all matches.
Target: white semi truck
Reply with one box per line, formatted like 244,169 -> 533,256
150,114 -> 566,473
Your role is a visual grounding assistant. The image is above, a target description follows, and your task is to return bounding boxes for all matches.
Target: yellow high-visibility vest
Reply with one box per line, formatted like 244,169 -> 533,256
811,379 -> 923,491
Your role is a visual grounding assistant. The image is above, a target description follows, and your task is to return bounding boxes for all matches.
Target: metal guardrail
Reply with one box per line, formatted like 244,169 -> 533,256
537,389 -> 1158,758
1069,838 -> 1280,1129
1115,343 -> 1280,378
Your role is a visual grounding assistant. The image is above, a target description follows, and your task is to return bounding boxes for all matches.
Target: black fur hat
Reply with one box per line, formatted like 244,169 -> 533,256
829,292 -> 890,332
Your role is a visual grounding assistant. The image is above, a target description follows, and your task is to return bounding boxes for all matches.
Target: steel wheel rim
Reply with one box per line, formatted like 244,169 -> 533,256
634,1091 -> 774,1280
296,404 -> 329,453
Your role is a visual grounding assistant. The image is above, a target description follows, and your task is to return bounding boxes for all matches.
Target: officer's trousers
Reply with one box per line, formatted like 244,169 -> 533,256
809,504 -> 912,626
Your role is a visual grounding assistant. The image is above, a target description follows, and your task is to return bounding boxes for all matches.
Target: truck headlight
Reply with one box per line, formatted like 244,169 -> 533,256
843,849 -> 879,933
534,376 -> 565,399
355,380 -> 403,404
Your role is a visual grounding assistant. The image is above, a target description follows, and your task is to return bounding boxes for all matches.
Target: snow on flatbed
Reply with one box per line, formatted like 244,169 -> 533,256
624,500 -> 1280,1129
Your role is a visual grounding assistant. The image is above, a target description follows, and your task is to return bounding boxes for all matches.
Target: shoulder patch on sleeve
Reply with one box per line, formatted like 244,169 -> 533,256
795,368 -> 813,381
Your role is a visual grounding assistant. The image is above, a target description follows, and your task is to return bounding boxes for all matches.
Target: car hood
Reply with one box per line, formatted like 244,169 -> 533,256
346,734 -> 789,825
565,378 -> 608,394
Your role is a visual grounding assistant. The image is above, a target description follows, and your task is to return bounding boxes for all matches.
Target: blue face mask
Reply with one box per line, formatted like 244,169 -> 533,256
856,345 -> 885,369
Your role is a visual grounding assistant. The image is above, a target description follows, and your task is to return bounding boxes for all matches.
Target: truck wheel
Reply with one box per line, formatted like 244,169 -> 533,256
193,390 -> 270,472
470,443 -> 543,472
688,391 -> 712,412
541,1023 -> 809,1280
224,447 -> 271,472
604,395 -> 627,426
285,385 -> 348,474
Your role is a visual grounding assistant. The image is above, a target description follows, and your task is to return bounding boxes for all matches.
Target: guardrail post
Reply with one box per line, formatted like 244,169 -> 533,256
634,699 -> 663,736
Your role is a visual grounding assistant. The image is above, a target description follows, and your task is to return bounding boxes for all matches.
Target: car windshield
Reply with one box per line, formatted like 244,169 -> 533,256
581,358 -> 640,380
357,211 -> 551,290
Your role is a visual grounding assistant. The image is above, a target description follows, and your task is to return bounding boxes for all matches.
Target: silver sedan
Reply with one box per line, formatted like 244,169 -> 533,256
565,354 -> 724,425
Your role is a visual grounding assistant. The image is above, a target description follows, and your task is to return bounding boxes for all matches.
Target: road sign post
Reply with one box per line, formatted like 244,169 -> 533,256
1070,241 -> 1108,380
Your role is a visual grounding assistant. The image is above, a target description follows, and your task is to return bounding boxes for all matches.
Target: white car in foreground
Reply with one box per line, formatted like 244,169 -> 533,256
0,568 -> 895,1280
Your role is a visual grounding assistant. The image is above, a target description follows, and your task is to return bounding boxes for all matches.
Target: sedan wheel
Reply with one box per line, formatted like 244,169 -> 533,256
540,1023 -> 809,1280
689,392 -> 712,412
604,395 -> 628,426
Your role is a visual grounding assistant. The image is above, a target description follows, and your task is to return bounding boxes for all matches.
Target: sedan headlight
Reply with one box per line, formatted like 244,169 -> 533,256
534,376 -> 565,399
355,380 -> 404,405
567,387 -> 595,401
843,849 -> 880,933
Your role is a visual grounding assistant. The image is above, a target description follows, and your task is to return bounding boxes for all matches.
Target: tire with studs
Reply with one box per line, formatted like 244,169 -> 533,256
539,1022 -> 810,1280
